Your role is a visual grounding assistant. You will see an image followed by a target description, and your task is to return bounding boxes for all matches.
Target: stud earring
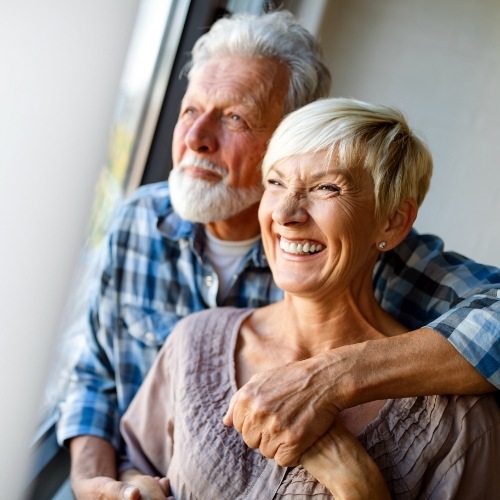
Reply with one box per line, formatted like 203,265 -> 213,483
378,241 -> 387,249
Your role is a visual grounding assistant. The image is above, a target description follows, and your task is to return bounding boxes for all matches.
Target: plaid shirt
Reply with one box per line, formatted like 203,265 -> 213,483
57,181 -> 500,452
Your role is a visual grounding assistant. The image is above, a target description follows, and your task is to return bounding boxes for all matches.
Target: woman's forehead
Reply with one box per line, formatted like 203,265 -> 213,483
270,152 -> 356,179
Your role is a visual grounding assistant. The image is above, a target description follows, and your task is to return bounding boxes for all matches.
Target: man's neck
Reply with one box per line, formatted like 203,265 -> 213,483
205,202 -> 260,241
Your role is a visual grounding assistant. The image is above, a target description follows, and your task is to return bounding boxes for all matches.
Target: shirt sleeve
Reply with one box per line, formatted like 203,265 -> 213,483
427,289 -> 500,386
56,237 -> 123,450
374,229 -> 500,388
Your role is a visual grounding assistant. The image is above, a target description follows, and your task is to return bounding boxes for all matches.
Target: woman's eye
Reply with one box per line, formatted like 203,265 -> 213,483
266,179 -> 283,187
318,184 -> 341,193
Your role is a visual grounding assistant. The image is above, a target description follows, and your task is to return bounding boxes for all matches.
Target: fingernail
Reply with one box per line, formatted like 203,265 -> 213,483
123,486 -> 135,499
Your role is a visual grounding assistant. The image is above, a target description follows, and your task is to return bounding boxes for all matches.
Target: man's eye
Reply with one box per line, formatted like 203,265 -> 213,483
180,107 -> 196,118
226,113 -> 249,129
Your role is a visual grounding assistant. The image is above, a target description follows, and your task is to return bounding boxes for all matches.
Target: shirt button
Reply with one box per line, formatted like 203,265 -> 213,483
144,331 -> 156,343
205,275 -> 214,287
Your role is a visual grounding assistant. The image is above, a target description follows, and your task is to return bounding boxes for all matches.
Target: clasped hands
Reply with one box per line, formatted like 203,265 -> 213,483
223,354 -> 340,467
112,353 -> 387,499
223,354 -> 390,499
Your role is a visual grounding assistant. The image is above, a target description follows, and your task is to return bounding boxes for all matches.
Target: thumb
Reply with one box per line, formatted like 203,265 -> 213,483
122,484 -> 141,500
102,481 -> 141,500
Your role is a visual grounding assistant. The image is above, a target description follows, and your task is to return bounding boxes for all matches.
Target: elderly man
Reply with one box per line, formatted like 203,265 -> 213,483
57,10 -> 500,500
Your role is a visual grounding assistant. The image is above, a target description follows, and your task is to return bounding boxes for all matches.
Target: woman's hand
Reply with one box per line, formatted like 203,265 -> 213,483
300,421 -> 390,500
120,469 -> 173,499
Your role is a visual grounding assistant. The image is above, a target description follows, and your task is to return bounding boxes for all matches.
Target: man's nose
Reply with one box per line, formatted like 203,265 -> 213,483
272,194 -> 309,226
185,112 -> 218,153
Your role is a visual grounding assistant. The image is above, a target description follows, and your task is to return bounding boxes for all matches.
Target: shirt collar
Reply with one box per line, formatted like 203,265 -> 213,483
156,206 -> 269,269
248,238 -> 269,268
157,206 -> 196,241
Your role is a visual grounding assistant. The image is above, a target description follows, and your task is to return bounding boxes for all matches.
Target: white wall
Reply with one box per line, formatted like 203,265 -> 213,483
0,0 -> 139,496
317,0 -> 500,267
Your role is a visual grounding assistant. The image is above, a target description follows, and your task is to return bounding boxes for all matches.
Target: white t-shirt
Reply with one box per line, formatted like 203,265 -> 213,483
204,229 -> 261,302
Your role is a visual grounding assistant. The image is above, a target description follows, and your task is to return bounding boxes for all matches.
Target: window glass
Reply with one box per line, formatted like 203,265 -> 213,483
227,0 -> 267,15
38,0 -> 180,428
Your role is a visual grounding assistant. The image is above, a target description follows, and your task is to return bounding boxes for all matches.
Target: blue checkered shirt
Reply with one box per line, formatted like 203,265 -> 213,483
57,181 -> 500,452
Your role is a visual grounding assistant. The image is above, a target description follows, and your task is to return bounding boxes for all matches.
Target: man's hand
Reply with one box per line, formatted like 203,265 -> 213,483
224,328 -> 495,467
72,476 -> 143,500
69,436 -> 174,499
72,475 -> 172,500
223,352 -> 345,466
69,435 -> 138,500
120,470 -> 172,500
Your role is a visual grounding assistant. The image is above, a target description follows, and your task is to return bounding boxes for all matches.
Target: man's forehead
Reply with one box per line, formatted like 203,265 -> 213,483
186,58 -> 285,113
189,56 -> 285,95
184,74 -> 258,106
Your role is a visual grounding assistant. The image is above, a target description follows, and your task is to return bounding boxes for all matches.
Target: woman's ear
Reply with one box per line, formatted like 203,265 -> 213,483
376,198 -> 418,251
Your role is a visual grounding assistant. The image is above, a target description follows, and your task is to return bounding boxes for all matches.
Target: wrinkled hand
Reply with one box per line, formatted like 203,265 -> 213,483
72,474 -> 172,500
300,421 -> 390,499
223,353 -> 342,466
120,470 -> 173,500
71,476 -> 143,499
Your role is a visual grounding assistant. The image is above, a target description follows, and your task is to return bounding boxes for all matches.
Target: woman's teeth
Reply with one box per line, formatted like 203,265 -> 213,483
280,239 -> 324,255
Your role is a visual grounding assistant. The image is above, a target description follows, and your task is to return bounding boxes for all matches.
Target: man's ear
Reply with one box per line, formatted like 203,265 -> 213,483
376,198 -> 418,251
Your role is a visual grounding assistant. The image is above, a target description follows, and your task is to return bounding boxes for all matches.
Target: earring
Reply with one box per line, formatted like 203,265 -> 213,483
378,241 -> 387,249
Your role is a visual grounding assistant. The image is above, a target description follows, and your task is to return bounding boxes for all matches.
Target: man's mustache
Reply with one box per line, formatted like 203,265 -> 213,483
175,157 -> 228,178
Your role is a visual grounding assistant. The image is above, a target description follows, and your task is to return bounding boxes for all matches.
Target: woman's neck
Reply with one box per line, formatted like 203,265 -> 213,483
251,287 -> 407,363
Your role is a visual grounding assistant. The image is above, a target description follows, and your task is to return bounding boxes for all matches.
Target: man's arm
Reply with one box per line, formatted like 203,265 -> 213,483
224,326 -> 495,467
56,242 -> 130,497
375,230 -> 500,386
69,436 -> 139,499
224,231 -> 500,466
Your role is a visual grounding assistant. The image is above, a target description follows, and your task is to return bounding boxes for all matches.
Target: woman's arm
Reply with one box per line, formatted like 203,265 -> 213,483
300,421 -> 390,500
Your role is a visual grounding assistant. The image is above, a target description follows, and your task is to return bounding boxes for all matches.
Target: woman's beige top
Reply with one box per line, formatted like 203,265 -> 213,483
120,307 -> 500,499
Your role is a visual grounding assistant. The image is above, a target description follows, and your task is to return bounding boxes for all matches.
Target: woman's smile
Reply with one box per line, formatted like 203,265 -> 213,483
279,236 -> 325,255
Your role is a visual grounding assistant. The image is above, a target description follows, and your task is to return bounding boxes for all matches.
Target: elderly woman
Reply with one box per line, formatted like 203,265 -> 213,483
119,98 -> 500,499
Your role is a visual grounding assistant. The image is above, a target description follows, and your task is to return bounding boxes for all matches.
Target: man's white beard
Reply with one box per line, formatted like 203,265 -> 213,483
169,167 -> 263,224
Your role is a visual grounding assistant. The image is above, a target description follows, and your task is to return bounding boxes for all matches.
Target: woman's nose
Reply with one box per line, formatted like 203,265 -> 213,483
185,112 -> 218,153
272,194 -> 309,226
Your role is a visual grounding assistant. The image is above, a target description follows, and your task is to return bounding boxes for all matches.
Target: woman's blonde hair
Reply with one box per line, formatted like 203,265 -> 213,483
262,97 -> 433,220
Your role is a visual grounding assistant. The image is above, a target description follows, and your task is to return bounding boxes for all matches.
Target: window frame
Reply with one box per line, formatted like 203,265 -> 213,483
138,0 -> 231,187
